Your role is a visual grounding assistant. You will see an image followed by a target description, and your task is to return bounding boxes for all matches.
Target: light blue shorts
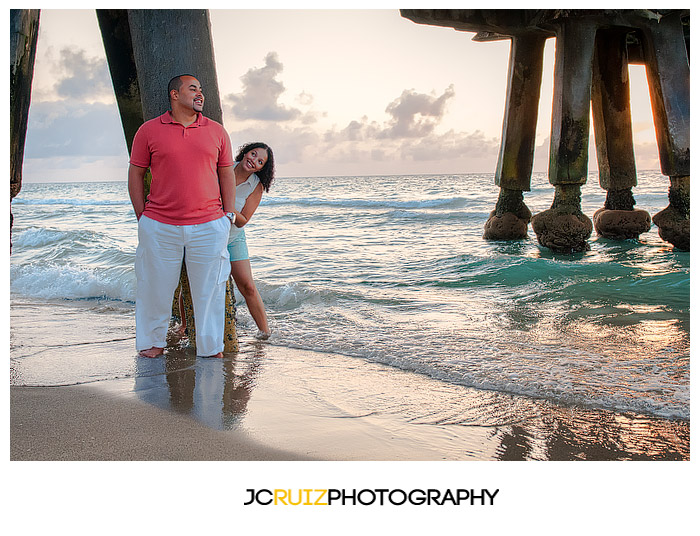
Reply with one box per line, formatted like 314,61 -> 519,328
227,229 -> 249,262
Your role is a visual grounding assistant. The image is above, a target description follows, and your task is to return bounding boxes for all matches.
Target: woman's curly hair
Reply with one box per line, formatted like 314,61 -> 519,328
235,142 -> 275,192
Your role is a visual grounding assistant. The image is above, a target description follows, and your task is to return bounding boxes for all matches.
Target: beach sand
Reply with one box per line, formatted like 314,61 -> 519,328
10,384 -> 313,461
9,298 -> 690,462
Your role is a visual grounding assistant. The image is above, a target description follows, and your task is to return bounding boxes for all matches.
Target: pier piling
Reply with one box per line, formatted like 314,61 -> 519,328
401,9 -> 690,251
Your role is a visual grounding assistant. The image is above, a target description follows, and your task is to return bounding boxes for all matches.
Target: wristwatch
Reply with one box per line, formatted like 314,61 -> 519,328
225,212 -> 235,224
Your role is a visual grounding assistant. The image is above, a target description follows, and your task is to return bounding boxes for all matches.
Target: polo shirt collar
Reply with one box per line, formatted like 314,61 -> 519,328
161,110 -> 208,127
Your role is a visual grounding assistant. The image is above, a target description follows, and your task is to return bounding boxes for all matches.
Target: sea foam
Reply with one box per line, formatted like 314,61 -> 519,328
10,263 -> 134,302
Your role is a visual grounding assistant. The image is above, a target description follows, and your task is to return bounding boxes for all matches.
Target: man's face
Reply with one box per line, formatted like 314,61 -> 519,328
174,76 -> 204,112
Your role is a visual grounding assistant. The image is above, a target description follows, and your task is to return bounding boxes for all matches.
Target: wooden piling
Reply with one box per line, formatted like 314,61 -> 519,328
591,29 -> 650,239
638,12 -> 690,250
531,18 -> 597,252
484,33 -> 545,241
10,9 -> 40,250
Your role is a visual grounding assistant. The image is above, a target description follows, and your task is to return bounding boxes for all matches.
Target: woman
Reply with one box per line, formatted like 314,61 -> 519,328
226,142 -> 275,339
178,142 -> 275,340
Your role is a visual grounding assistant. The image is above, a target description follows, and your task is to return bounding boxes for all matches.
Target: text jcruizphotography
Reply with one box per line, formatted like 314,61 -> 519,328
244,488 -> 500,506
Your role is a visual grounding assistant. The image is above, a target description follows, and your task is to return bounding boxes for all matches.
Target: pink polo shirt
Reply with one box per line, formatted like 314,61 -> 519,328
130,111 -> 234,225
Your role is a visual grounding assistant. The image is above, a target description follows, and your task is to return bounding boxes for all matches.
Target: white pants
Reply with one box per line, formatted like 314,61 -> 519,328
135,215 -> 231,356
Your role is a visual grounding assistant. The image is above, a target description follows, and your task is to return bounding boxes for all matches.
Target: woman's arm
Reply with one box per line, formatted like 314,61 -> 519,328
233,183 -> 264,227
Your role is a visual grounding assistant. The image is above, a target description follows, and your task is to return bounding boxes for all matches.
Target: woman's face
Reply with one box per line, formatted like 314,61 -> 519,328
241,147 -> 269,174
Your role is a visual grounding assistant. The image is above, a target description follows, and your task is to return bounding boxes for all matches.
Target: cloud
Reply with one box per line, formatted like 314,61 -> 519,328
21,155 -> 128,182
296,91 -> 314,106
308,84 -> 500,168
322,85 -> 458,145
328,117 -> 381,143
223,82 -> 500,176
399,129 -> 500,161
24,45 -> 126,161
34,46 -> 114,104
382,85 -> 456,138
25,99 -> 126,158
318,128 -> 500,169
221,56 -> 495,173
225,52 -> 302,121
54,48 -> 113,100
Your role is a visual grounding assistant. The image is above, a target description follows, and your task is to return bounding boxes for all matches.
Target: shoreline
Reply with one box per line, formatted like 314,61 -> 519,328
9,298 -> 690,461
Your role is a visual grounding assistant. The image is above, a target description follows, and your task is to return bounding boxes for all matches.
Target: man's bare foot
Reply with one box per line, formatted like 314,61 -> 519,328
138,346 -> 164,358
201,352 -> 224,358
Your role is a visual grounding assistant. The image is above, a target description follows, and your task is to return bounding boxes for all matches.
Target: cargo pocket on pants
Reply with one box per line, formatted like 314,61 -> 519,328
134,245 -> 146,283
217,250 -> 231,285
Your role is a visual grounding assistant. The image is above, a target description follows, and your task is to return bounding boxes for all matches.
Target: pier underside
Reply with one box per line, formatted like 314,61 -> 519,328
402,9 -> 690,252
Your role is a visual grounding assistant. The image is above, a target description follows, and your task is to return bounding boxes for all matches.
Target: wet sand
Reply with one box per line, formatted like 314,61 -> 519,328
9,298 -> 690,462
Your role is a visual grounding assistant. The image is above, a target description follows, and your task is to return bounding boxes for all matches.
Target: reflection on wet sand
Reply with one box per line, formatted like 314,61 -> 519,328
134,342 -> 265,432
131,338 -> 689,461
493,409 -> 689,461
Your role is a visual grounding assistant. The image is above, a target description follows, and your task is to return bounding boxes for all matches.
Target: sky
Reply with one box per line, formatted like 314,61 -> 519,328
21,8 -> 663,182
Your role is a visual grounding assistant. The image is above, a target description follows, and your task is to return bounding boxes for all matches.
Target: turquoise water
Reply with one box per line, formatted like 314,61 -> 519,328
10,171 -> 690,420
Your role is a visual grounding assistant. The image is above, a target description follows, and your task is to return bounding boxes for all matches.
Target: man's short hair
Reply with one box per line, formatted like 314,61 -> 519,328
168,74 -> 196,101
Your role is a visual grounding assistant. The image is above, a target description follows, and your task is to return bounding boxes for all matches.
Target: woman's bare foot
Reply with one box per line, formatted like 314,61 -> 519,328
174,323 -> 187,337
255,330 -> 271,340
138,346 -> 164,358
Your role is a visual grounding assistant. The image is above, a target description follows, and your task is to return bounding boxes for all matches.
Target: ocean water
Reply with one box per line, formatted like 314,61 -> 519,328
10,171 -> 690,422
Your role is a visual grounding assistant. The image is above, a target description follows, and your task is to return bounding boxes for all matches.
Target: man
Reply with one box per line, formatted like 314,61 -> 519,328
128,74 -> 236,358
